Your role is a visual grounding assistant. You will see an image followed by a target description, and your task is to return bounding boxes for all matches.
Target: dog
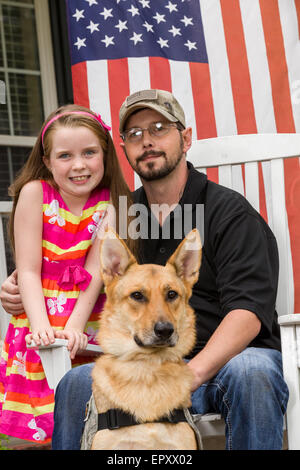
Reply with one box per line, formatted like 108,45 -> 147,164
90,228 -> 202,450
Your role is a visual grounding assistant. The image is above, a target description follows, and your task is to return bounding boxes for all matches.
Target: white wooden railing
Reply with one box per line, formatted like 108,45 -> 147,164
0,201 -> 12,341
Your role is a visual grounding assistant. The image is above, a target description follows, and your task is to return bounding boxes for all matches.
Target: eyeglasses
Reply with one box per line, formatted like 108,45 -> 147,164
121,121 -> 180,143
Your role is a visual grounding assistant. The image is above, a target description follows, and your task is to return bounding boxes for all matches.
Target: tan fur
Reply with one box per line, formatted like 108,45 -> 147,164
91,229 -> 202,450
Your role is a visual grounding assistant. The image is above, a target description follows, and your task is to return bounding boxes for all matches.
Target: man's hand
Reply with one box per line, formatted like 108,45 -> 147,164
0,270 -> 24,315
55,329 -> 88,360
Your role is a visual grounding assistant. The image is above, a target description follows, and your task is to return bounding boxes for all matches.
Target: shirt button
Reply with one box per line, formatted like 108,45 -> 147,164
159,247 -> 166,254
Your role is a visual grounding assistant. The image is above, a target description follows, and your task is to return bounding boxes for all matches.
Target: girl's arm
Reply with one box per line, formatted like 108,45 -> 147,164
61,204 -> 116,358
14,181 -> 55,346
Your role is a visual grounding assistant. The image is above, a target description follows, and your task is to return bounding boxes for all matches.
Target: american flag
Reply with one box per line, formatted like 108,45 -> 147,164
66,0 -> 300,314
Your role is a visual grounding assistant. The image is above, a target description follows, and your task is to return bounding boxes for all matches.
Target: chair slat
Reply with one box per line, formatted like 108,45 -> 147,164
270,158 -> 294,316
0,215 -> 10,340
218,165 -> 232,189
231,164 -> 245,197
245,161 -> 260,211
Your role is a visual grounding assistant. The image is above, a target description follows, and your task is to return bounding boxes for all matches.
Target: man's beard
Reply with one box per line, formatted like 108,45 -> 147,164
124,138 -> 184,182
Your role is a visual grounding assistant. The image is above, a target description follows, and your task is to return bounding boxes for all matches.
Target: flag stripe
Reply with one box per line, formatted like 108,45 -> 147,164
260,0 -> 296,133
220,0 -> 257,134
72,62 -> 90,108
128,57 -> 151,93
169,60 -> 198,137
189,62 -> 217,139
240,0 -> 277,133
87,60 -> 111,126
284,158 -> 300,313
295,0 -> 300,38
149,57 -> 172,92
258,163 -> 268,223
107,58 -> 134,188
278,0 -> 300,133
200,0 -> 237,136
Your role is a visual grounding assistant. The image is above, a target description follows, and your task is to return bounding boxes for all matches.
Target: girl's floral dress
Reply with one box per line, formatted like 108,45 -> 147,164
0,180 -> 109,442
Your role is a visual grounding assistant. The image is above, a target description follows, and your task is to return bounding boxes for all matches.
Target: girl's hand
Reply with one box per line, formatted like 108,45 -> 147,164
25,326 -> 56,347
55,328 -> 88,359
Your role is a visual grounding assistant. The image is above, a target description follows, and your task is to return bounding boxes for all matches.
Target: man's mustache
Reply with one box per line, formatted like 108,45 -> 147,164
136,151 -> 166,164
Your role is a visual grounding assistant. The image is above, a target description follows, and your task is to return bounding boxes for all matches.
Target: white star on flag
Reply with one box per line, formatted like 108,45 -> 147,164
153,12 -> 166,24
169,25 -> 181,37
87,21 -> 99,33
130,32 -> 143,45
85,0 -> 98,6
127,5 -> 140,17
184,39 -> 197,51
157,37 -> 169,48
143,21 -> 154,33
139,0 -> 150,8
181,16 -> 194,27
73,9 -> 85,22
100,8 -> 113,20
115,20 -> 128,32
101,35 -> 115,47
165,2 -> 178,13
74,36 -> 86,50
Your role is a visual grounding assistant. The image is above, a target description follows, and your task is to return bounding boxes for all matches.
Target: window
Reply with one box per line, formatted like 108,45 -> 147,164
0,0 -> 58,276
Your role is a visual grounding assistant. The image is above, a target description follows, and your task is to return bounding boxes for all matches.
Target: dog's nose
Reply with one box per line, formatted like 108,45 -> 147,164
154,321 -> 174,339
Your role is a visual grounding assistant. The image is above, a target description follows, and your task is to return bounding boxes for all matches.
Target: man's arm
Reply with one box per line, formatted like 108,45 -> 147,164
0,270 -> 24,315
187,309 -> 261,391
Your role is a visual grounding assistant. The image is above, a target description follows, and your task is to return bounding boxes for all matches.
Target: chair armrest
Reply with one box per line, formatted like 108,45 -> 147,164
27,338 -> 102,354
278,314 -> 300,326
27,339 -> 102,390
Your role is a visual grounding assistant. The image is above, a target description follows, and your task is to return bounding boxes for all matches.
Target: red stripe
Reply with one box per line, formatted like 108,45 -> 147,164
71,62 -> 90,108
258,163 -> 268,223
295,0 -> 300,39
284,158 -> 300,313
149,57 -> 172,91
220,0 -> 257,134
107,59 -> 134,190
259,0 -> 295,133
206,168 -> 219,184
189,62 -> 217,139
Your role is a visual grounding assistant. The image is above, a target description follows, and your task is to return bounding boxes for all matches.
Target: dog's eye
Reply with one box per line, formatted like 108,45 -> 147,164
130,291 -> 145,302
166,290 -> 178,301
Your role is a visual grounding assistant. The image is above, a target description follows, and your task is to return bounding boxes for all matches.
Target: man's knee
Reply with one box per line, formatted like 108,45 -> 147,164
221,348 -> 288,408
55,363 -> 94,399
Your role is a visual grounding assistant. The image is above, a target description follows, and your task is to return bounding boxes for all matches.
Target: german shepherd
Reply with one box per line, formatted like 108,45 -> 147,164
91,228 -> 201,450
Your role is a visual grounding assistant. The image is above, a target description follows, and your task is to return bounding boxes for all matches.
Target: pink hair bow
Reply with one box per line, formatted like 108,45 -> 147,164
95,114 -> 111,132
57,265 -> 92,291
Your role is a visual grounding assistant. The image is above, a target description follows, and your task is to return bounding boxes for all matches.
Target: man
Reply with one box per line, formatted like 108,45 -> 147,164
0,89 -> 288,450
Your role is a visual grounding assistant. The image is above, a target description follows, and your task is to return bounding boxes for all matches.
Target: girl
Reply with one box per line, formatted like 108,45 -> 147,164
0,104 -> 135,443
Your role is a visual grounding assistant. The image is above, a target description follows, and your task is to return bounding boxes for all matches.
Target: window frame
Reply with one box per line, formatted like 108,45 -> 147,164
0,0 -> 58,147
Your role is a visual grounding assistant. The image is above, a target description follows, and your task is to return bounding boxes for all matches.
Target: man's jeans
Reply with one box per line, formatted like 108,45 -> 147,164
52,347 -> 289,450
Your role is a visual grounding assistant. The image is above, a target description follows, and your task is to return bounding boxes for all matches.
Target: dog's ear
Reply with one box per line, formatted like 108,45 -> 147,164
167,229 -> 202,287
100,227 -> 136,283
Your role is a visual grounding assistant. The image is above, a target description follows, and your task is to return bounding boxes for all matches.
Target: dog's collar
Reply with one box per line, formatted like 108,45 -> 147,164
98,408 -> 187,431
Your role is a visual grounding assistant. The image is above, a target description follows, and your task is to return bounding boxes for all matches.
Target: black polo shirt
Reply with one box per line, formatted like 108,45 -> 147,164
133,162 -> 281,358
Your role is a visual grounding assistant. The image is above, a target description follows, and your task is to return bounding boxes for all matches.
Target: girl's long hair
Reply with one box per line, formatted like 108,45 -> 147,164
8,104 -> 137,257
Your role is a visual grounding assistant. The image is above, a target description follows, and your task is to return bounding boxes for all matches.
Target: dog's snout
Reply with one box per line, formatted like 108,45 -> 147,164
154,321 -> 174,339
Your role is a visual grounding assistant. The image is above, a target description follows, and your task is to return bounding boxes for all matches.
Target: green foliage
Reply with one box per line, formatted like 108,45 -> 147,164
0,434 -> 10,450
